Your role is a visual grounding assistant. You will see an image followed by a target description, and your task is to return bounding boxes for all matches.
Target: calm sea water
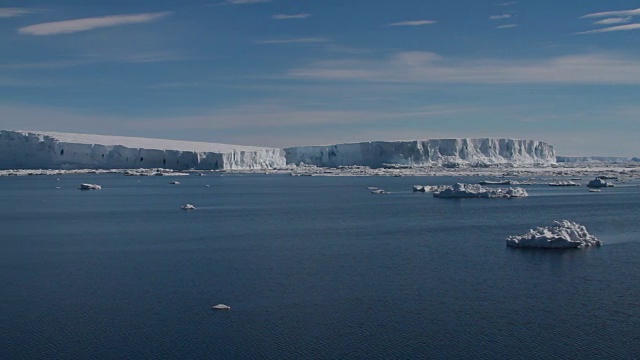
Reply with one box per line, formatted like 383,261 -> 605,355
2,174 -> 639,359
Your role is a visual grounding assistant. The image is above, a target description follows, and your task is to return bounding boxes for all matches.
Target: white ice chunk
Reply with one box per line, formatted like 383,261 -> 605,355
433,183 -> 528,198
212,304 -> 231,310
79,183 -> 101,190
506,220 -> 602,249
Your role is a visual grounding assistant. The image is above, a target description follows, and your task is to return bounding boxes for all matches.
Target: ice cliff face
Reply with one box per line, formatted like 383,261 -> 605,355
0,130 -> 285,170
285,139 -> 556,168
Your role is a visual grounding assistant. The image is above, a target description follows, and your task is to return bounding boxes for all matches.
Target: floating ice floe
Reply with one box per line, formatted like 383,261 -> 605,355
371,189 -> 389,194
169,181 -> 180,185
181,204 -> 196,210
479,180 -> 512,185
433,183 -> 528,198
506,220 -> 602,249
212,304 -> 231,310
587,177 -> 614,188
413,185 -> 448,192
79,183 -> 101,190
548,181 -> 580,186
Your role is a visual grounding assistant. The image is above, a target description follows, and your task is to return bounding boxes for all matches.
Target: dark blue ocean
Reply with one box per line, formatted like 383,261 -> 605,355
2,173 -> 639,359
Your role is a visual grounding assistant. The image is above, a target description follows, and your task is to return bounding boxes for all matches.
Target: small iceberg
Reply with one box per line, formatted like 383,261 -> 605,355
506,220 -> 602,249
479,180 -> 512,185
588,189 -> 601,192
413,185 -> 447,193
181,204 -> 196,210
371,189 -> 388,194
169,181 -> 180,185
212,304 -> 231,310
548,181 -> 580,187
433,183 -> 528,198
79,183 -> 101,190
587,177 -> 614,188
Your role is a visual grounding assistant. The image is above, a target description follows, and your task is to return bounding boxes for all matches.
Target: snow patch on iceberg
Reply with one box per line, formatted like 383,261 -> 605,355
506,220 -> 602,249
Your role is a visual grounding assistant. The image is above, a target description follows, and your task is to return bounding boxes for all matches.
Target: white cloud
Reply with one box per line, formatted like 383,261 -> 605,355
583,8 -> 640,18
17,12 -> 172,36
272,13 -> 310,20
389,20 -> 437,26
258,37 -> 329,44
576,23 -> 640,34
288,52 -> 640,85
0,7 -> 32,18
593,17 -> 632,25
489,14 -> 512,20
496,24 -> 517,29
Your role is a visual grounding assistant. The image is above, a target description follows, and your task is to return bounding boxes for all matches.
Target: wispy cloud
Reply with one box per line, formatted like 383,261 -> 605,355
258,37 -> 329,44
226,0 -> 271,4
272,13 -> 310,20
389,20 -> 437,27
496,24 -> 517,29
18,12 -> 172,35
583,8 -> 640,19
576,23 -> 640,34
489,14 -> 512,20
593,17 -> 632,25
0,7 -> 32,18
288,51 -> 640,84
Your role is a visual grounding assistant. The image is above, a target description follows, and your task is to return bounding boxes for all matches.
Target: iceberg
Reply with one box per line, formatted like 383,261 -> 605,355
79,183 -> 101,190
181,204 -> 196,210
587,177 -> 614,188
211,304 -> 231,310
0,130 -> 285,170
506,220 -> 602,249
285,138 -> 556,168
548,181 -> 580,186
413,185 -> 448,193
433,183 -> 528,198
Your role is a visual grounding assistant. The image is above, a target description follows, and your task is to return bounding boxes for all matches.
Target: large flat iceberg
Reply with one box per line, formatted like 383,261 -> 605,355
506,220 -> 602,249
433,183 -> 529,198
285,138 -> 556,168
0,130 -> 285,170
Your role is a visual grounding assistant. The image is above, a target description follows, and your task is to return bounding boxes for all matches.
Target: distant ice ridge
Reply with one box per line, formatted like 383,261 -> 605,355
0,130 -> 285,170
557,156 -> 639,163
506,220 -> 602,249
433,183 -> 528,198
285,139 -> 556,168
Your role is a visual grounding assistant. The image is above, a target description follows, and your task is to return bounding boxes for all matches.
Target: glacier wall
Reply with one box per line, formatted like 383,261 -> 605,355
0,130 -> 285,170
285,139 -> 556,168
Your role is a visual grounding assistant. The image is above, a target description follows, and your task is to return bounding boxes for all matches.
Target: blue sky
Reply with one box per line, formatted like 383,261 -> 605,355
1,0 -> 639,155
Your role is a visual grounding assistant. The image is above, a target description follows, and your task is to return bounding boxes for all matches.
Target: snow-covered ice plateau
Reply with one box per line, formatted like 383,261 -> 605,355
506,220 -> 602,249
285,138 -> 556,168
0,130 -> 285,170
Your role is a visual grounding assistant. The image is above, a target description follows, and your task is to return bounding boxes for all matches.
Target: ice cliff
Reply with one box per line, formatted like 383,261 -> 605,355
0,130 -> 285,170
285,139 -> 556,168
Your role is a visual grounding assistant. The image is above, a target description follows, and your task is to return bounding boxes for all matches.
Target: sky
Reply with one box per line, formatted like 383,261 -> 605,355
1,0 -> 639,156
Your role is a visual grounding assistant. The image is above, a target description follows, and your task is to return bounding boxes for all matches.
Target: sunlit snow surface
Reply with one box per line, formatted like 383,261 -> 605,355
506,220 -> 602,249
